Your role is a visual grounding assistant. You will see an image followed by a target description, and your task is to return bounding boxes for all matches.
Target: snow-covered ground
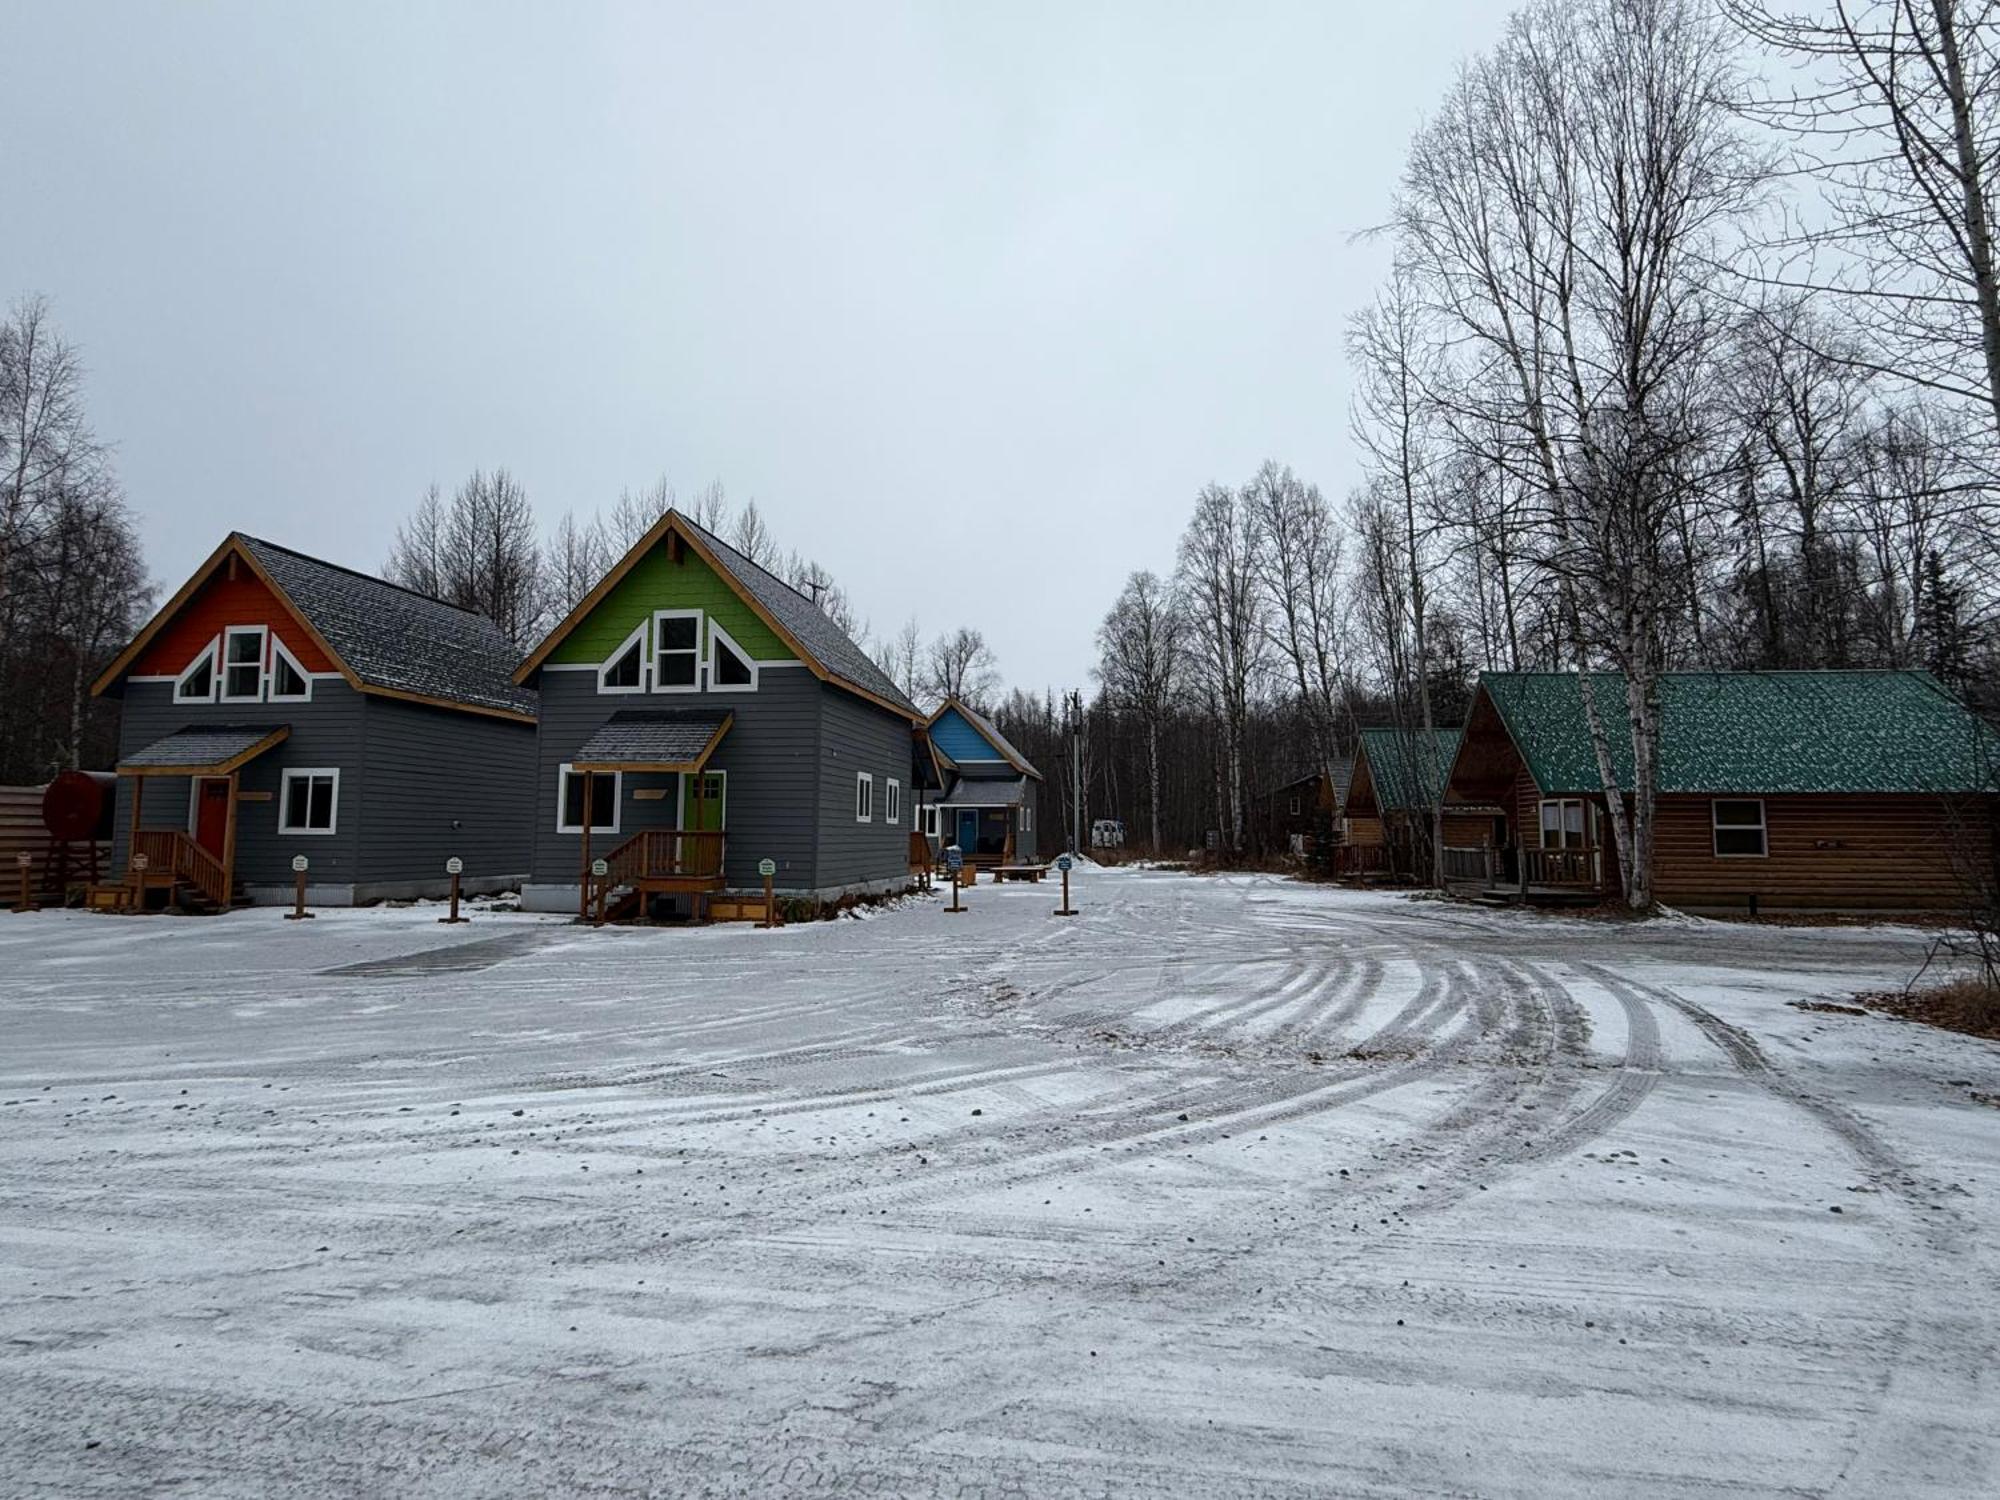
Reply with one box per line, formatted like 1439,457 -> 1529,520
3,871 -> 1997,1497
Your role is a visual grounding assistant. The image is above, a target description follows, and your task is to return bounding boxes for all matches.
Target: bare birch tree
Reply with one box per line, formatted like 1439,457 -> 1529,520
1177,482 -> 1265,849
1096,570 -> 1185,852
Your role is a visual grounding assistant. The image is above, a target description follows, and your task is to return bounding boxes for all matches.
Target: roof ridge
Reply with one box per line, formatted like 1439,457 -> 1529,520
235,533 -> 488,617
675,512 -> 831,619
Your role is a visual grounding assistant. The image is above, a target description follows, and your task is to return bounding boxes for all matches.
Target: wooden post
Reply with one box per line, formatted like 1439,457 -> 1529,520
763,871 -> 775,928
126,774 -> 143,909
221,771 -> 240,909
578,769 -> 594,921
1053,855 -> 1076,918
284,855 -> 314,920
15,852 -> 34,913
439,857 -> 468,923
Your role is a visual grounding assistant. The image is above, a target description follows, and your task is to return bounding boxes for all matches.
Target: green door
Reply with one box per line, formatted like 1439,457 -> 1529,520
681,772 -> 726,832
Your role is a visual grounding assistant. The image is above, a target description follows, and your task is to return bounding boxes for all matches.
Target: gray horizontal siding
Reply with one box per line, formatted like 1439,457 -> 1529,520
814,681 -> 915,890
358,696 -> 536,885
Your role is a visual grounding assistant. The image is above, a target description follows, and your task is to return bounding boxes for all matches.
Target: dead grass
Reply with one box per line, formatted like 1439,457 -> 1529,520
1852,980 -> 2000,1042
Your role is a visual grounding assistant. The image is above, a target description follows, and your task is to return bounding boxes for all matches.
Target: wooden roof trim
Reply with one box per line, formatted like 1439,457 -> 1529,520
570,711 -> 734,775
118,725 -> 292,777
515,510 -> 683,683
91,535 -> 362,698
354,682 -> 536,725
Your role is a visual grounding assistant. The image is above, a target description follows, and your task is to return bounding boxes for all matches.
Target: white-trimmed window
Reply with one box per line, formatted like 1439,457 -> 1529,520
556,764 -> 621,834
885,777 -> 901,825
1712,799 -> 1767,858
855,771 -> 874,823
918,804 -> 940,838
269,638 -> 312,701
1539,799 -> 1587,850
599,623 -> 647,694
708,621 -> 758,692
652,610 -> 702,693
279,769 -> 339,834
1021,802 -> 1033,833
175,639 -> 218,702
221,626 -> 267,701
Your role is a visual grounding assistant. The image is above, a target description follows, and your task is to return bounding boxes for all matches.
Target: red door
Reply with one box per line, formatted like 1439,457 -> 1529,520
194,779 -> 230,858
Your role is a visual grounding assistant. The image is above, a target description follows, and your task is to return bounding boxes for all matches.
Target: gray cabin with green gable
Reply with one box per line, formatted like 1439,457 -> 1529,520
514,510 -> 924,915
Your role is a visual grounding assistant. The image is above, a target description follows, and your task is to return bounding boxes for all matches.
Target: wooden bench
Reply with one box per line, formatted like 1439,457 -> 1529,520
991,864 -> 1047,883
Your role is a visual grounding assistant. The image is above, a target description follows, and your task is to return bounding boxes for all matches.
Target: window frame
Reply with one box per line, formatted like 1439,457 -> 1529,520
555,763 -> 622,835
598,621 -> 649,695
706,620 -> 760,693
650,609 -> 704,695
884,777 -> 901,825
175,638 -> 220,702
1539,798 -> 1588,850
220,625 -> 268,703
278,767 -> 340,836
267,637 -> 313,702
1711,798 -> 1768,859
1020,801 -> 1032,834
918,804 -> 940,838
855,771 -> 874,823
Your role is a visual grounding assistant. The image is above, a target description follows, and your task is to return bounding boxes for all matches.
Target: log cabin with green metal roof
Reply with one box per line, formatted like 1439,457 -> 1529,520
513,509 -> 925,919
1441,670 -> 2000,912
1339,726 -> 1467,881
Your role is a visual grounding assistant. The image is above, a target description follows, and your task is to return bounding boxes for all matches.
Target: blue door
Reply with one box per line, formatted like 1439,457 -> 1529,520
956,809 -> 979,851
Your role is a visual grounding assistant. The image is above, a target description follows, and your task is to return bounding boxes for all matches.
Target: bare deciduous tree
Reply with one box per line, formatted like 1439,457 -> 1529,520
1096,571 -> 1185,852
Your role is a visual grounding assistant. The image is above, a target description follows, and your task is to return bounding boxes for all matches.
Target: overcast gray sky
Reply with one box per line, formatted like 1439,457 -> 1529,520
2,1 -> 1511,691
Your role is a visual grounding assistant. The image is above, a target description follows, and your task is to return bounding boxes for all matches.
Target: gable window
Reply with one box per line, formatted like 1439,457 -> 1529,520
279,769 -> 339,834
599,624 -> 646,694
556,764 -> 620,834
269,639 -> 311,701
1539,799 -> 1587,850
708,622 -> 758,691
653,611 -> 701,692
855,771 -> 874,823
221,626 -> 267,701
175,640 -> 218,702
885,777 -> 901,825
919,804 -> 940,838
1713,799 -> 1767,858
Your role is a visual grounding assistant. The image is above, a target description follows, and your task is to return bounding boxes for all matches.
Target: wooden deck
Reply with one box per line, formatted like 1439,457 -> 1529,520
592,829 -> 727,922
1441,844 -> 1611,904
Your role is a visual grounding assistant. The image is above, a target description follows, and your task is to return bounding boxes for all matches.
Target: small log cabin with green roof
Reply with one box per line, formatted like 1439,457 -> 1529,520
1339,726 -> 1468,881
1442,670 -> 2000,912
513,510 -> 925,919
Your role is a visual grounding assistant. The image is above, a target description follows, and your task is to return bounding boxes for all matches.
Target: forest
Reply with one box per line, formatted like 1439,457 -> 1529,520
6,0 -> 2000,917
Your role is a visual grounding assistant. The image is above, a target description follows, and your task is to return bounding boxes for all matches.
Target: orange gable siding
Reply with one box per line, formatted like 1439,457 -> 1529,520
130,569 -> 336,677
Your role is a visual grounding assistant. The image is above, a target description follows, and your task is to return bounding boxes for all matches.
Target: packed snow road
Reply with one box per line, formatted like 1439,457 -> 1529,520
3,870 -> 1998,1498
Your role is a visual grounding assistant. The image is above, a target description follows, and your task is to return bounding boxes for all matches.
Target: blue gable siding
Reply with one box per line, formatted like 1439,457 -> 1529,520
931,706 -> 1007,764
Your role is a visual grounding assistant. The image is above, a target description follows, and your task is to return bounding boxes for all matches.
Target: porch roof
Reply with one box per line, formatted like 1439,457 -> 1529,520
118,724 -> 290,777
939,774 -> 1029,808
572,710 -> 732,773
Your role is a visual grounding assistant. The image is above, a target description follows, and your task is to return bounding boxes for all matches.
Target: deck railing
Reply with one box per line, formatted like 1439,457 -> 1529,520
1520,846 -> 1603,890
1439,844 -> 1493,884
133,829 -> 229,908
601,829 -> 727,886
1336,843 -> 1390,876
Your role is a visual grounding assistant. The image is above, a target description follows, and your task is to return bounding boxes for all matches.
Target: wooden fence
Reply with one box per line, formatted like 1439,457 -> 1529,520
1,783 -> 112,908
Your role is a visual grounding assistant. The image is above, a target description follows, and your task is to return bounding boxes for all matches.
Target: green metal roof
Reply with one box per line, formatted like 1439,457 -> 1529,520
1479,670 -> 2000,795
1354,726 -> 1462,812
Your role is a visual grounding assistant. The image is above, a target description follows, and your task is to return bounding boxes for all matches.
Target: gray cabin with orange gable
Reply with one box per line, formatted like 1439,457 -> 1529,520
90,533 -> 538,908
513,510 -> 926,916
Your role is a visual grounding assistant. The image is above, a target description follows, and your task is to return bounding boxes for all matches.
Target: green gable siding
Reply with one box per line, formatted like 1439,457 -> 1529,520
1483,670 -> 2000,795
1356,726 -> 1462,812
547,542 -> 796,666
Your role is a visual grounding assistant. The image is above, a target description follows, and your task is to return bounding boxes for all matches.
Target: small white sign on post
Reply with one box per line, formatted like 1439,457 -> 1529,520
945,845 -> 964,870
758,857 -> 777,878
131,853 -> 149,872
291,854 -> 309,873
445,856 -> 464,876
591,858 -> 609,878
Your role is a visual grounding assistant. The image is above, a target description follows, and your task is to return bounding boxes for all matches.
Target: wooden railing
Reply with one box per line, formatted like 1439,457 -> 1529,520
133,829 -> 230,908
601,829 -> 727,886
1521,846 -> 1604,890
1440,845 -> 1493,884
1336,843 -> 1390,875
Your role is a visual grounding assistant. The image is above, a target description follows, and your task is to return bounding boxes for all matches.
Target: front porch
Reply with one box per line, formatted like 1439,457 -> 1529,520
103,724 -> 291,912
569,709 -> 733,923
1440,843 -> 1613,905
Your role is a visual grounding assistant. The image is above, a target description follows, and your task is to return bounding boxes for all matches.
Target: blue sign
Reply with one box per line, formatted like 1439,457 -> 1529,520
1056,854 -> 1074,873
945,845 -> 964,870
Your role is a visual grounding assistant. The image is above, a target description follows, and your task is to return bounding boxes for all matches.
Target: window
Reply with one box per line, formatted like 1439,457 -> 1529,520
221,626 -> 266,701
175,641 -> 217,702
919,805 -> 940,838
269,640 -> 311,701
600,624 -> 646,693
279,769 -> 339,834
855,771 -> 874,823
1020,802 -> 1032,833
708,622 -> 758,691
1288,795 -> 1302,816
556,765 -> 620,834
1539,798 -> 1587,850
653,611 -> 701,692
1713,799 -> 1767,858
885,777 -> 901,825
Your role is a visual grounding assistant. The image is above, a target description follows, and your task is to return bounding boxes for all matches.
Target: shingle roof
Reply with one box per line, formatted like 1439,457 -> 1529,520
1481,670 -> 2000,794
939,774 -> 1030,807
238,535 -> 537,718
1355,727 -> 1462,812
679,517 -> 919,719
120,724 -> 287,772
573,710 -> 731,768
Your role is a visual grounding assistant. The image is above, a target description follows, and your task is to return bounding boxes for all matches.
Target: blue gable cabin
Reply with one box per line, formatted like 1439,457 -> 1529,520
920,697 -> 1043,866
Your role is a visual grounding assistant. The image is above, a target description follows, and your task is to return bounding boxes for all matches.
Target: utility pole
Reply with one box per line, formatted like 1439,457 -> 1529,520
1069,689 -> 1084,857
